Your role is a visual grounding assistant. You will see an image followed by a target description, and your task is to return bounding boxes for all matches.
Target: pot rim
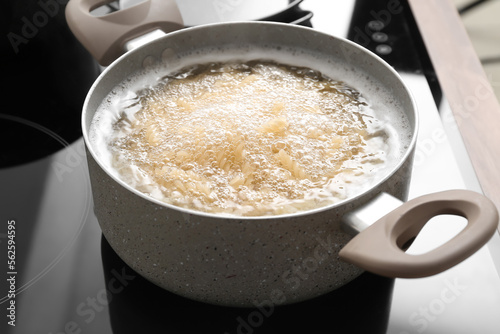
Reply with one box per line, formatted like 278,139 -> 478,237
81,21 -> 419,221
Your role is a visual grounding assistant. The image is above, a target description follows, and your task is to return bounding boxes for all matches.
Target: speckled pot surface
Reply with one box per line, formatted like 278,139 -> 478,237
82,22 -> 417,307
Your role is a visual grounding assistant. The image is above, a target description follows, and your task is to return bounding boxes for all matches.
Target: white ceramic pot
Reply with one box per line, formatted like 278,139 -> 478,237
67,1 -> 498,307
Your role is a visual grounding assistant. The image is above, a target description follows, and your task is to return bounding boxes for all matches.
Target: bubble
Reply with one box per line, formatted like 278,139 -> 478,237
142,55 -> 157,69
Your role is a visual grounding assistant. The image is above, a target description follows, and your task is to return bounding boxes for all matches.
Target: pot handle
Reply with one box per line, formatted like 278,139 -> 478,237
339,190 -> 499,278
65,0 -> 184,66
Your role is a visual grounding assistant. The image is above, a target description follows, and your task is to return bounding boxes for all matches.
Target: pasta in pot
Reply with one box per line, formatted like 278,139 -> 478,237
100,61 -> 393,216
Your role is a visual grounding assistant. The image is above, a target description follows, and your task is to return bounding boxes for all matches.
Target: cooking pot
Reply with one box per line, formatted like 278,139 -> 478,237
66,0 -> 499,307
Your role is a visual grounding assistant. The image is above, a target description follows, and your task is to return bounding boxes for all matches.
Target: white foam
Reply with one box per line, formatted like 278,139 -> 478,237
89,50 -> 413,215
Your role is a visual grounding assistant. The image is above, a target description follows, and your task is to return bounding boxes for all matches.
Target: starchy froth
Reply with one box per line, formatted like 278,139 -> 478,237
90,60 -> 410,216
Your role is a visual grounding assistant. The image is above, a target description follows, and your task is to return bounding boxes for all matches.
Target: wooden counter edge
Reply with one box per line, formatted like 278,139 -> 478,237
408,0 -> 500,233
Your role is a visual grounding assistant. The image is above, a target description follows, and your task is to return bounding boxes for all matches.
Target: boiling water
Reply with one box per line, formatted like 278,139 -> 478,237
90,61 -> 411,216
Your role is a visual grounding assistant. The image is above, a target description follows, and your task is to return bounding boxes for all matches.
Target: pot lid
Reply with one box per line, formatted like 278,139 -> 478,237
119,0 -> 303,26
